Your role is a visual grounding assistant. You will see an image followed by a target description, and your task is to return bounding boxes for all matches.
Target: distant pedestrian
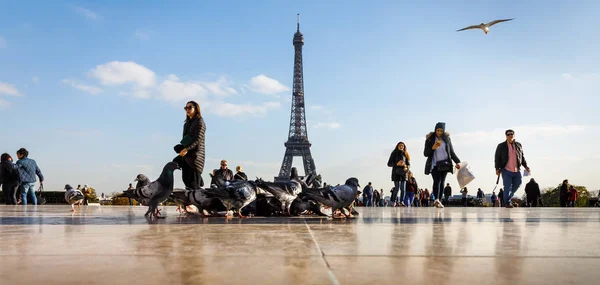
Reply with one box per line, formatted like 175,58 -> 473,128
524,178 -> 541,207
568,185 -> 578,207
387,141 -> 410,207
559,179 -> 569,207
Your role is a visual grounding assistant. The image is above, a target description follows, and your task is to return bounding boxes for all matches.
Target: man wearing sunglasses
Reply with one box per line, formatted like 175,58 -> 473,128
494,129 -> 531,208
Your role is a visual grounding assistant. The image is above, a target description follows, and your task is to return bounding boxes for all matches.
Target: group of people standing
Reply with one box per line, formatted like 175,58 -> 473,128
0,148 -> 44,205
388,122 -> 532,209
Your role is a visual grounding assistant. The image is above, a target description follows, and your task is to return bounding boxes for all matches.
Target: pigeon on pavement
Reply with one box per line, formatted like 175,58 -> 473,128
133,162 -> 181,219
64,184 -> 84,212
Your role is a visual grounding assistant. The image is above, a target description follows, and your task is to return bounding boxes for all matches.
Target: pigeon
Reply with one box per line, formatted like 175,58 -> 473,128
299,177 -> 360,218
171,188 -> 227,216
133,161 -> 181,219
64,184 -> 84,212
457,18 -> 514,34
255,178 -> 303,216
201,180 -> 258,218
133,173 -> 152,206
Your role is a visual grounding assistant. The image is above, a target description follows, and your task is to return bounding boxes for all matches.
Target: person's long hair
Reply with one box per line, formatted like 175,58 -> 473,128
185,101 -> 202,122
1,153 -> 11,163
393,142 -> 411,161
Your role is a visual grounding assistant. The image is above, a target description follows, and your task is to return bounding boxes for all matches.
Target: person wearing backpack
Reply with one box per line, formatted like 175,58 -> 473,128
0,153 -> 21,205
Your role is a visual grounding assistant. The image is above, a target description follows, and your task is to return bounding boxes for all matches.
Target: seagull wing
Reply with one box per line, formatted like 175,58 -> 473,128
486,18 -> 514,27
456,25 -> 482,32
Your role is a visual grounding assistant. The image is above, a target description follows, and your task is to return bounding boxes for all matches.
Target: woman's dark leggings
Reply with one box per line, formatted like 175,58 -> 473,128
431,167 -> 449,201
2,182 -> 19,205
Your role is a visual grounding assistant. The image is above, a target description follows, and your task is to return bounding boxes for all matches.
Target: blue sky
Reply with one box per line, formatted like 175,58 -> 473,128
1,0 -> 599,197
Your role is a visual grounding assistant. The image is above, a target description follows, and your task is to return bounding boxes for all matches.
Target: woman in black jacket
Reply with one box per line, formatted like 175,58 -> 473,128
423,122 -> 461,208
173,101 -> 206,189
0,153 -> 20,205
387,141 -> 410,206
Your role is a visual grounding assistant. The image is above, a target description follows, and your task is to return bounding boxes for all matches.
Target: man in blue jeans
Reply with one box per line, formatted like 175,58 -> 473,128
15,148 -> 44,205
494,129 -> 530,208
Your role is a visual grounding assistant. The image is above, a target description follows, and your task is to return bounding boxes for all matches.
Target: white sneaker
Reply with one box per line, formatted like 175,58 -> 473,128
434,199 -> 444,208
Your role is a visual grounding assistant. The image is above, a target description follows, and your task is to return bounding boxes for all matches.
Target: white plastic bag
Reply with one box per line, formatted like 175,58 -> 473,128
456,161 -> 475,189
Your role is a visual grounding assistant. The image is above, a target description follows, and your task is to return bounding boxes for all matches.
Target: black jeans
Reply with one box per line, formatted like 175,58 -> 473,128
431,167 -> 449,202
2,182 -> 19,205
527,197 -> 539,207
173,156 -> 203,189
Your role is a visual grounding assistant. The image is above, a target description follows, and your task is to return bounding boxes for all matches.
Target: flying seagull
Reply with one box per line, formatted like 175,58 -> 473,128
457,18 -> 514,34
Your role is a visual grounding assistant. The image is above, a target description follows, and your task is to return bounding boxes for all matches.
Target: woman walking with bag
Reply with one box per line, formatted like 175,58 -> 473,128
423,122 -> 461,208
387,142 -> 411,207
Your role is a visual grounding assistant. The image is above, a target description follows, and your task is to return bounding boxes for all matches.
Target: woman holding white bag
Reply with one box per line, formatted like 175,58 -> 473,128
423,122 -> 461,208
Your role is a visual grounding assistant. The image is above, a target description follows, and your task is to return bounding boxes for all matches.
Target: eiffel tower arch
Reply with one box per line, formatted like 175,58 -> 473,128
275,14 -> 317,182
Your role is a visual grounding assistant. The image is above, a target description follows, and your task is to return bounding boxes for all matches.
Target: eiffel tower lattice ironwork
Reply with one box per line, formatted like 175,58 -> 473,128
276,14 -> 317,181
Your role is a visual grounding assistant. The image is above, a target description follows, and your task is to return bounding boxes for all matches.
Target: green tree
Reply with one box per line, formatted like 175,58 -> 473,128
541,184 -> 590,207
87,187 -> 99,203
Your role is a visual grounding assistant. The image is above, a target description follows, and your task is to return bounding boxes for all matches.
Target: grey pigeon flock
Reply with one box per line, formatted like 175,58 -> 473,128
166,176 -> 360,219
121,162 -> 359,219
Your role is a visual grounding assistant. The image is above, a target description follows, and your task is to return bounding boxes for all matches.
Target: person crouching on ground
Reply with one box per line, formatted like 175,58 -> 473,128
423,122 -> 461,208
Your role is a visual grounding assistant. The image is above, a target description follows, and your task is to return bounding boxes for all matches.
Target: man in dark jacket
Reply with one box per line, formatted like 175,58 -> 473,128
494,129 -> 531,208
443,183 -> 452,204
524,178 -> 541,207
212,160 -> 234,186
15,148 -> 44,205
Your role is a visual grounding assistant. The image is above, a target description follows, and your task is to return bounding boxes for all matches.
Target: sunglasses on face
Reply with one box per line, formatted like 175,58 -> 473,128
506,133 -> 514,136
184,106 -> 193,110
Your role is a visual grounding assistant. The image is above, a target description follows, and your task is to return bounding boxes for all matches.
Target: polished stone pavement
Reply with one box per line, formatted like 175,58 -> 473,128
0,205 -> 598,285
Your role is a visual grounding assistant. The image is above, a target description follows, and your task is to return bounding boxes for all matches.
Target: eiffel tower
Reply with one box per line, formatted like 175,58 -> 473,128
275,14 -> 317,181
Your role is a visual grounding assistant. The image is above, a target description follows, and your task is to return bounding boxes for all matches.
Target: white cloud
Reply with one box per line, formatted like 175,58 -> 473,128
72,6 -> 97,20
89,61 -> 156,88
0,82 -> 21,96
313,122 -> 342,129
246,74 -> 290,94
62,79 -> 103,94
309,105 -> 323,110
134,29 -> 151,40
159,78 -> 208,102
200,77 -> 238,96
561,73 -> 573,80
0,35 -> 6,48
207,101 -> 280,117
32,76 -> 39,84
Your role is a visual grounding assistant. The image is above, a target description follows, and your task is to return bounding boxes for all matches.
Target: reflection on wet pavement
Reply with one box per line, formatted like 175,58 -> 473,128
0,206 -> 598,284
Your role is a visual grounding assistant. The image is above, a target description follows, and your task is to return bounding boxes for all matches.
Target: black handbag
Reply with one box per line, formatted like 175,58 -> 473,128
436,159 -> 452,172
36,184 -> 47,205
394,167 -> 406,176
